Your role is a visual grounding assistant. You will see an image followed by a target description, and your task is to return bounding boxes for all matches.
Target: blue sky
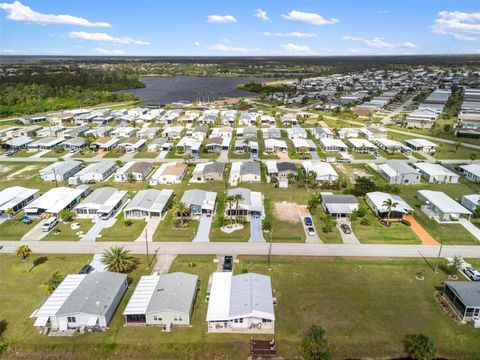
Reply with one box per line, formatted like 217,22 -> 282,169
0,0 -> 479,56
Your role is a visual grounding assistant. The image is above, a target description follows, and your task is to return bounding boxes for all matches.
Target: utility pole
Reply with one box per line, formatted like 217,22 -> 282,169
434,238 -> 443,273
53,168 -> 58,188
268,228 -> 273,271
145,228 -> 150,267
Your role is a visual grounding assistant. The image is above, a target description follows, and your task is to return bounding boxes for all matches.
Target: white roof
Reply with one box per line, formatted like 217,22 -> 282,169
302,161 -> 338,179
366,191 -> 413,214
34,274 -> 84,320
460,164 -> 480,177
348,138 -> 377,148
404,138 -> 437,148
292,138 -> 316,149
414,162 -> 458,177
418,190 -> 471,215
0,186 -> 39,211
264,138 -> 287,148
266,160 -> 278,174
25,187 -> 85,214
376,138 -> 404,148
206,272 -> 274,322
320,138 -> 347,148
123,275 -> 157,315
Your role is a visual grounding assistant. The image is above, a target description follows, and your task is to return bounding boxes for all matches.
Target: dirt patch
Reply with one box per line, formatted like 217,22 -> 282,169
274,201 -> 300,224
5,165 -> 39,180
277,151 -> 290,160
335,164 -> 372,183
0,164 -> 14,175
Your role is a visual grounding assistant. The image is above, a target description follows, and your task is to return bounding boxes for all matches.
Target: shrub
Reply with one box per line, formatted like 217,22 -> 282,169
360,218 -> 371,226
124,219 -> 133,227
404,334 -> 436,360
300,325 -> 333,360
263,219 -> 272,231
0,337 -> 8,356
401,219 -> 411,226
45,271 -> 65,294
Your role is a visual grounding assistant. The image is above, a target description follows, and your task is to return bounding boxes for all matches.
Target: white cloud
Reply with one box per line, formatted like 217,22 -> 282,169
0,1 -> 110,27
346,48 -> 361,54
254,8 -> 268,21
194,41 -> 201,47
263,31 -> 317,38
280,43 -> 317,55
403,41 -> 417,48
94,48 -> 126,55
281,10 -> 339,26
378,10 -> 390,14
431,10 -> 480,40
206,14 -> 237,23
343,35 -> 394,48
206,43 -> 250,53
69,31 -> 150,45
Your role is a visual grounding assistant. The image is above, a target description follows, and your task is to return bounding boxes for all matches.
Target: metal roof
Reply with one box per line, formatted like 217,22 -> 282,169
125,189 -> 173,213
25,186 -> 87,215
123,272 -> 198,315
418,190 -> 471,215
0,186 -> 39,211
181,189 -> 217,210
40,160 -> 82,176
445,281 -> 480,307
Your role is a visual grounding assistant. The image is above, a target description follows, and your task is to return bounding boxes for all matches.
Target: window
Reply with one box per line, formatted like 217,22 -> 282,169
153,316 -> 157,321
174,316 -> 178,321
178,316 -> 182,321
67,316 -> 76,323
239,318 -> 243,323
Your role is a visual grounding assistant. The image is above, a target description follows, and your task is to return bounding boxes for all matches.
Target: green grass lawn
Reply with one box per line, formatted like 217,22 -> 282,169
378,149 -> 408,160
313,207 -> 343,243
351,200 -> 421,244
411,151 -> 427,160
41,149 -> 68,158
98,214 -> 146,241
103,150 -> 124,158
351,152 -> 376,160
152,210 -> 199,242
10,149 -> 34,158
42,219 -> 93,241
0,216 -> 41,240
73,149 -> 99,158
133,148 -> 159,159
198,150 -> 219,159
264,198 -> 305,243
2,254 -> 480,359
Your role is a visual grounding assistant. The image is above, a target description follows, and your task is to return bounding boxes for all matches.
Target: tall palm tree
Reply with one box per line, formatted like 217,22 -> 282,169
101,246 -> 140,273
16,245 -> 32,272
306,170 -> 317,191
225,195 -> 235,224
172,201 -> 189,227
382,198 -> 399,226
233,193 -> 245,224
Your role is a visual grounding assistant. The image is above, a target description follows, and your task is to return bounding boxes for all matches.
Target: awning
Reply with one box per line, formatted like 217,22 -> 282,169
326,203 -> 354,215
87,316 -> 98,327
34,316 -> 49,327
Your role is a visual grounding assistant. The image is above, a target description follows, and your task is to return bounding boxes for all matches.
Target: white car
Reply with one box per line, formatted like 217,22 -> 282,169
307,227 -> 316,236
41,217 -> 59,232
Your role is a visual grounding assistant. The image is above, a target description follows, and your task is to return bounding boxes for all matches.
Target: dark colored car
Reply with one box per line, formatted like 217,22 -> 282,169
340,224 -> 352,234
223,256 -> 233,272
79,264 -> 94,274
304,217 -> 313,226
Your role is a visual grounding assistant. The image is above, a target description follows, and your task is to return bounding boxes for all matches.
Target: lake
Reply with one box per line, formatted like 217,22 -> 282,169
120,75 -> 268,105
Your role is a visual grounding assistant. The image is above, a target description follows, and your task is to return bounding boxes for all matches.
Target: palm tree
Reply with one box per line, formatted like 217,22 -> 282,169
172,201 -> 189,227
16,245 -> 32,272
233,193 -> 245,224
126,172 -> 136,183
225,195 -> 235,225
470,153 -> 478,164
306,170 -> 317,191
287,172 -> 297,185
5,208 -> 14,219
101,246 -> 140,273
382,198 -> 399,226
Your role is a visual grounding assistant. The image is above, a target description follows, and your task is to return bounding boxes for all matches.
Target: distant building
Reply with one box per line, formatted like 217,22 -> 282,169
0,186 -> 40,216
377,160 -> 421,185
74,187 -> 128,220
40,160 -> 83,182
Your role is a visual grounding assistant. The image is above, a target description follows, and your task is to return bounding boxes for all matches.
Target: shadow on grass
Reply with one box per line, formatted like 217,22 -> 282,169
0,320 -> 7,337
33,256 -> 48,269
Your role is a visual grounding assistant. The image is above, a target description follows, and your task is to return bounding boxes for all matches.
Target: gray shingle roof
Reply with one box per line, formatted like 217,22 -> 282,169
445,281 -> 480,307
240,161 -> 261,176
147,273 -> 198,314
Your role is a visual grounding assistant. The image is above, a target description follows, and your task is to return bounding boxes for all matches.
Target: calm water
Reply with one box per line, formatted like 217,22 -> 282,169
121,75 -> 269,105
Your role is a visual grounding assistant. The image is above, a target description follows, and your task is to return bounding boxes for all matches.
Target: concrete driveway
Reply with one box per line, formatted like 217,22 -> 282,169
297,206 -> 322,243
336,218 -> 360,244
458,218 -> 480,241
135,216 -> 161,242
29,149 -> 50,159
249,216 -> 266,243
193,214 -> 213,242
82,218 -> 116,242
309,150 -> 320,160
218,150 -> 228,162
156,151 -> 168,160
21,219 -> 49,241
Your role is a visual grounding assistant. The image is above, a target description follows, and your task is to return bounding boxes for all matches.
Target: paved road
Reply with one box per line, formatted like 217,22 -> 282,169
3,241 -> 480,258
192,214 -> 213,243
380,94 -> 415,125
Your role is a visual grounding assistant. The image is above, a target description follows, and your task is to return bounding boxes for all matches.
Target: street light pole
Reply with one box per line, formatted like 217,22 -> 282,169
145,228 -> 150,267
268,228 -> 273,271
434,238 -> 443,273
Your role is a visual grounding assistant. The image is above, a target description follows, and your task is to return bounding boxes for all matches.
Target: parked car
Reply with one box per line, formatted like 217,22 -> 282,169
41,217 -> 59,232
223,256 -> 233,272
4,150 -> 16,156
464,267 -> 480,281
307,227 -> 316,236
304,217 -> 313,226
340,224 -> 352,234
79,264 -> 94,274
22,215 -> 32,224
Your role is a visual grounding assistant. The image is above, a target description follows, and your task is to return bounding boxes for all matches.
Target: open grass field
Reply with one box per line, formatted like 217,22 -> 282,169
42,219 -> 93,241
73,150 -> 99,158
41,149 -> 68,158
132,148 -> 158,159
1,254 -> 480,359
152,210 -> 199,242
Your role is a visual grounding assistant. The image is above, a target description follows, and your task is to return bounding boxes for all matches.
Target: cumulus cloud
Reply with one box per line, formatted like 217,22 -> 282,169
254,8 -> 268,21
69,31 -> 150,45
263,31 -> 317,38
0,1 -> 110,27
280,43 -> 317,55
343,35 -> 394,48
206,14 -> 237,23
94,48 -> 126,55
281,10 -> 339,26
431,10 -> 480,41
206,43 -> 251,53
403,41 -> 417,48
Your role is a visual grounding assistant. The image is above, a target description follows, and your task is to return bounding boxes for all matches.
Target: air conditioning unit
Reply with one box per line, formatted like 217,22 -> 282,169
472,318 -> 480,329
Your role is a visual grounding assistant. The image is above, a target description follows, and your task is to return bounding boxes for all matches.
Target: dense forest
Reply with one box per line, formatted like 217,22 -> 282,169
0,69 -> 143,117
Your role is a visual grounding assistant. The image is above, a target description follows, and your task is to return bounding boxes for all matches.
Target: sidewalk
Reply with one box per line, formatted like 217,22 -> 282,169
404,215 -> 439,245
